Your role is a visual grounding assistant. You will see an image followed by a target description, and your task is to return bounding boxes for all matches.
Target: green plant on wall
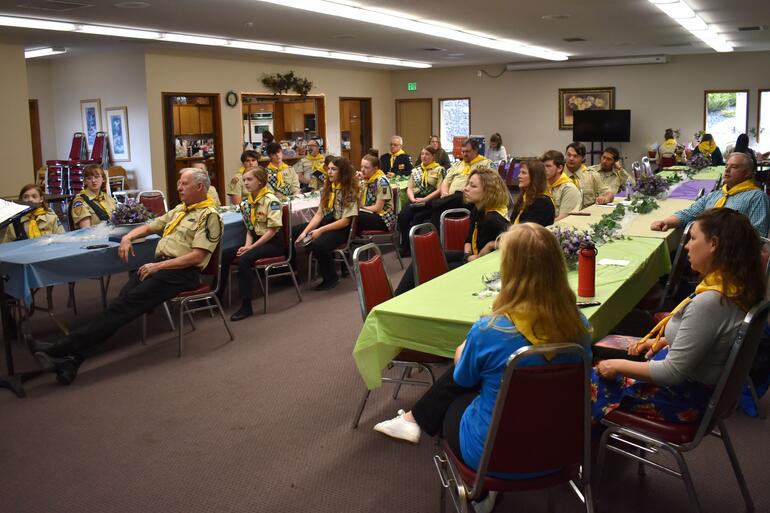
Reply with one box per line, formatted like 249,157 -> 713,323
261,70 -> 313,97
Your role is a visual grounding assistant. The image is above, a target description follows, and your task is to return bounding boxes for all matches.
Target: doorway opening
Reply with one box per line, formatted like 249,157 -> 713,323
340,98 -> 372,166
395,98 -> 432,160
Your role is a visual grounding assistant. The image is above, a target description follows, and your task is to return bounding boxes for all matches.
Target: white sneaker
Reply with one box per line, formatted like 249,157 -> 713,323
471,491 -> 498,513
373,409 -> 421,444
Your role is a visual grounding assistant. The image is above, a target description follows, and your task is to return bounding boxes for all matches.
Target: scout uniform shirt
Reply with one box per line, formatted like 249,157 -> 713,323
208,186 -> 221,207
71,189 -> 117,227
588,164 -> 635,194
267,163 -> 301,200
549,173 -> 582,217
408,163 -> 446,197
226,167 -> 248,200
146,201 -> 223,270
359,173 -> 396,230
322,185 -> 358,221
444,156 -> 493,194
293,154 -> 326,191
564,163 -> 611,208
3,208 -> 64,242
239,190 -> 283,236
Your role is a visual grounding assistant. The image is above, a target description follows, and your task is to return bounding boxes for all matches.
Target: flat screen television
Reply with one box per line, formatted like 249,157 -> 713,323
573,109 -> 631,142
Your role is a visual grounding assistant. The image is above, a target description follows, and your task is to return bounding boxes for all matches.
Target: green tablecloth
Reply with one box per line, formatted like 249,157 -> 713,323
353,237 -> 672,389
658,166 -> 724,180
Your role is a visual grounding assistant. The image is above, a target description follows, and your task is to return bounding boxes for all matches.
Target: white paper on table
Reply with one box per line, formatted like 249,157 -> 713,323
598,258 -> 630,266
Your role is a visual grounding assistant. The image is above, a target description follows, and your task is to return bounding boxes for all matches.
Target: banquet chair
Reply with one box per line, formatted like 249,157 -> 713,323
352,186 -> 404,270
307,216 -> 358,285
631,161 -> 642,182
434,344 -> 593,513
660,156 -> 677,168
636,222 -> 693,315
641,156 -> 653,176
596,300 -> 770,513
440,209 -> 471,253
137,190 -> 168,216
142,241 -> 234,357
410,223 -> 449,286
350,243 -> 451,429
45,132 -> 87,195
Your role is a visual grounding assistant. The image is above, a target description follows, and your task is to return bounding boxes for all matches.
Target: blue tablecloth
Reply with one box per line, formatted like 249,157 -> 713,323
0,212 -> 246,305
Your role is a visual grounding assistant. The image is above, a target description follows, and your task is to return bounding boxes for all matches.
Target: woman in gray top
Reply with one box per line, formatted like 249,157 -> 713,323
592,208 -> 765,424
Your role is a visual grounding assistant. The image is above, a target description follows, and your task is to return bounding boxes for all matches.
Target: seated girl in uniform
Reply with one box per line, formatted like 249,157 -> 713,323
70,165 -> 116,229
509,160 -> 555,227
357,155 -> 396,232
219,167 -> 285,321
293,157 -> 358,291
3,184 -> 65,242
398,145 -> 446,256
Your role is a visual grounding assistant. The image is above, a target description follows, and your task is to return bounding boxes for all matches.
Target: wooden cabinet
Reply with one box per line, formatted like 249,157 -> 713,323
173,106 -> 181,134
282,100 -> 316,133
199,106 -> 213,134
173,104 -> 214,135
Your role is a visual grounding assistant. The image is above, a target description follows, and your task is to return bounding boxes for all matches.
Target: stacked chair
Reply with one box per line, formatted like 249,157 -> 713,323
45,132 -> 109,195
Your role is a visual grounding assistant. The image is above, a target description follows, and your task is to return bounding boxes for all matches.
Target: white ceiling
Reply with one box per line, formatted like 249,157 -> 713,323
1,0 -> 769,67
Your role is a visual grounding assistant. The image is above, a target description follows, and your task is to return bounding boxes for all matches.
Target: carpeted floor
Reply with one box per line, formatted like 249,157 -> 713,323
1,253 -> 769,513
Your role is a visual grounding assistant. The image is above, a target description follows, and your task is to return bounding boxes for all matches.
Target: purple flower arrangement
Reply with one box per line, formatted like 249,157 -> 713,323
687,152 -> 711,172
631,174 -> 670,198
549,226 -> 594,264
111,199 -> 154,225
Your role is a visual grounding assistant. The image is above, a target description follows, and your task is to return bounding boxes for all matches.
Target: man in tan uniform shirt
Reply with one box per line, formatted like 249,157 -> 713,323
564,142 -> 614,208
542,149 -> 582,222
29,168 -> 223,386
587,146 -> 635,194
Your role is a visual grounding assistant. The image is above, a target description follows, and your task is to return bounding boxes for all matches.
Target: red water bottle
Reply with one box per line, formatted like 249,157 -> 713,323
578,242 -> 597,298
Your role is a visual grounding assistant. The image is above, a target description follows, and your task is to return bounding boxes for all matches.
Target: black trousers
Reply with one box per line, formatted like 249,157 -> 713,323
220,236 -> 284,300
398,201 -> 432,251
51,267 -> 201,359
412,365 -> 479,458
358,210 -> 388,232
293,219 -> 350,283
430,192 -> 466,233
394,250 -> 464,296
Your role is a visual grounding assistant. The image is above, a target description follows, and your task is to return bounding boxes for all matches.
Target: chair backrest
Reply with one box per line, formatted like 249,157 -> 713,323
694,301 -> 770,443
641,156 -> 652,176
696,187 -> 705,199
91,131 -> 108,164
440,208 -> 471,252
631,161 -> 642,181
203,238 -> 224,294
352,243 -> 394,321
409,223 -> 449,286
69,132 -> 87,161
713,174 -> 723,191
281,202 -> 293,261
660,156 -> 677,168
657,221 -> 694,311
471,344 -> 591,491
760,237 -> 770,284
137,190 -> 168,216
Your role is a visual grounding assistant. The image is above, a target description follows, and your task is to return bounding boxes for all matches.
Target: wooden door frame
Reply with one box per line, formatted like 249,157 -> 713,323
759,89 -> 769,144
395,98 -> 433,137
28,99 -> 42,175
161,92 -> 224,206
340,97 -> 373,159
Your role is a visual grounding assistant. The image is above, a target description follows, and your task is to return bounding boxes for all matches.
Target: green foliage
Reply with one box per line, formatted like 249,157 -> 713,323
707,92 -> 737,113
261,70 -> 314,97
589,194 -> 659,244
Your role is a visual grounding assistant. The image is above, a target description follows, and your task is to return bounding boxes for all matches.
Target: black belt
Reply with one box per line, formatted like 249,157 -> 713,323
156,256 -> 173,262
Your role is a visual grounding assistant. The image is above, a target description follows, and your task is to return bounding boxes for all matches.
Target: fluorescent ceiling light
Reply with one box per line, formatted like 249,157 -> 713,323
506,55 -> 668,71
648,0 -> 733,53
24,47 -> 67,59
0,15 -> 75,31
0,14 -> 431,68
78,24 -> 160,39
255,0 -> 569,61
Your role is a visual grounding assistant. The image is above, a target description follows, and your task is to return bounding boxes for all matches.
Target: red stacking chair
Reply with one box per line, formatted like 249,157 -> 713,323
350,243 -> 450,429
660,156 -> 677,168
69,132 -> 109,194
137,190 -> 168,216
434,344 -> 594,513
597,300 -> 770,513
636,222 -> 693,314
354,186 -> 405,270
409,223 -> 448,286
439,208 -> 471,253
45,132 -> 87,194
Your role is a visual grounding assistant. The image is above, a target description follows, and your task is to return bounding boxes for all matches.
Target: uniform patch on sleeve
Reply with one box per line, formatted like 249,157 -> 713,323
381,186 -> 389,195
73,200 -> 83,208
270,201 -> 281,211
230,176 -> 240,186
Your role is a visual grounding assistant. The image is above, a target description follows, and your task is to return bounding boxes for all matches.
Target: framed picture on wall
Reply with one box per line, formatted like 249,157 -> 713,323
558,87 -> 615,130
80,99 -> 102,150
105,106 -> 131,162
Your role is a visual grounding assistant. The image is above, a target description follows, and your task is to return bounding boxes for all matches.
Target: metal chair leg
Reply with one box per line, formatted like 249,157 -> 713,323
351,389 -> 371,429
263,270 -> 270,314
665,446 -> 702,513
45,286 -> 69,335
67,282 -> 78,315
178,300 -> 186,357
289,264 -> 302,303
211,294 -> 234,341
162,302 -> 175,331
307,251 -> 314,284
392,233 -> 405,269
98,275 -> 110,310
392,366 -> 410,399
718,421 -> 755,512
746,377 -> 766,419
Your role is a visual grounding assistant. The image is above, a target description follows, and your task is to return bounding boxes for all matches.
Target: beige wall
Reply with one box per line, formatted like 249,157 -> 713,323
144,49 -> 395,196
391,51 -> 770,163
0,41 -> 34,197
26,60 -> 58,164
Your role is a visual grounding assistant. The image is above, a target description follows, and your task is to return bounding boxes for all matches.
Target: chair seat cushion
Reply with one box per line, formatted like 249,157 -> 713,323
176,283 -> 211,297
255,256 -> 285,265
604,409 -> 698,445
360,230 -> 389,236
395,348 -> 452,364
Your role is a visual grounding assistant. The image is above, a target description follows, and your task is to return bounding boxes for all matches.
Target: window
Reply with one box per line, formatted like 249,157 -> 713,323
703,90 -> 748,150
758,90 -> 769,150
439,98 -> 470,155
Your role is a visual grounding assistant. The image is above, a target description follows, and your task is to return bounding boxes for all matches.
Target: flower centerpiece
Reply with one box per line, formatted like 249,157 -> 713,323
549,226 -> 594,266
687,152 -> 711,172
111,199 -> 154,226
631,173 -> 670,198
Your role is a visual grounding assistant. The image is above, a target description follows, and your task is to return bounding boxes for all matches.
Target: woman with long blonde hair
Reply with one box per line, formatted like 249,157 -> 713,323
375,224 -> 590,498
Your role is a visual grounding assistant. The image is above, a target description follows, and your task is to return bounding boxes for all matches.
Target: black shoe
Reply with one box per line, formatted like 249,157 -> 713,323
398,247 -> 411,258
314,279 -> 339,291
340,266 -> 350,278
230,302 -> 253,321
34,352 -> 82,386
24,334 -> 57,355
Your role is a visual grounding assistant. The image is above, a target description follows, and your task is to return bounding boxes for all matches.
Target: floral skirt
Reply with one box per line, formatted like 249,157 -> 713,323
591,348 -> 713,427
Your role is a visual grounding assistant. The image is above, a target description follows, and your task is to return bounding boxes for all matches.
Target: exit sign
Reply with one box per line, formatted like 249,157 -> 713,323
407,82 -> 417,91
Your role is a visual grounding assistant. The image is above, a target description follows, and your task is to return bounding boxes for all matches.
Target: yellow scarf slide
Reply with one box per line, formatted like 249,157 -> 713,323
247,187 -> 270,227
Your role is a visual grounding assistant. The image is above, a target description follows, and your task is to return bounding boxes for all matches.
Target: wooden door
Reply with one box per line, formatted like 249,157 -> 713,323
28,99 -> 42,174
340,98 -> 372,166
396,99 -> 432,160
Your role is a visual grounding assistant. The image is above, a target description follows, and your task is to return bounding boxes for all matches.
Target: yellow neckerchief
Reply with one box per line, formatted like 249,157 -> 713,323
268,162 -> 289,187
549,172 -> 572,191
664,138 -> 677,146
565,164 -> 585,188
505,311 -> 549,347
306,153 -> 325,174
326,182 -> 342,210
162,198 -> 215,237
247,187 -> 271,227
239,165 -> 246,174
634,272 -> 742,353
698,140 -> 717,155
471,206 -> 509,255
389,149 -> 405,170
420,162 -> 439,186
82,188 -> 108,212
360,169 -> 386,204
714,179 -> 760,208
461,155 -> 485,175
25,207 -> 47,238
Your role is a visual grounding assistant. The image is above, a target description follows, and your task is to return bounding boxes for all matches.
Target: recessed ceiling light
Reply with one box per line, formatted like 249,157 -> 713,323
422,47 -> 445,52
114,1 -> 150,8
25,46 -> 67,58
330,33 -> 355,39
562,37 -> 585,42
541,14 -> 571,21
